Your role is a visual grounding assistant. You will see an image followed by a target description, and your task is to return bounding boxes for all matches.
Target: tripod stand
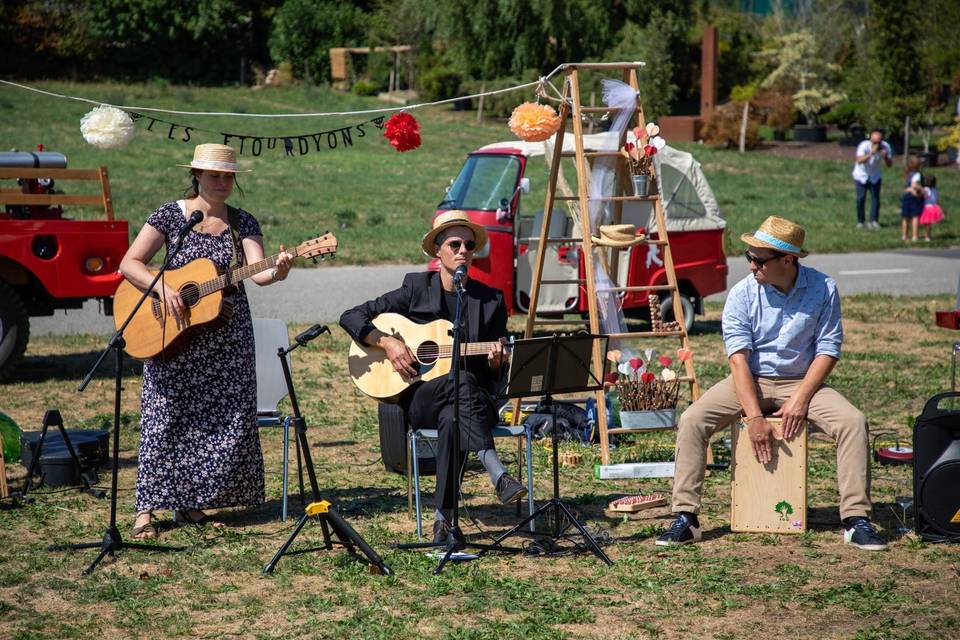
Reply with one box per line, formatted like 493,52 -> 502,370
49,236 -> 192,574
263,325 -> 392,575
485,333 -> 613,565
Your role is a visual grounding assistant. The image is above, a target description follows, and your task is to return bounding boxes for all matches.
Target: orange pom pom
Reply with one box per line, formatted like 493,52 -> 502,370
508,102 -> 561,142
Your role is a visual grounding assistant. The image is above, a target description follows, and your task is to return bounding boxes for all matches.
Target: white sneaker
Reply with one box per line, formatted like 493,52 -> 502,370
869,221 -> 881,229
856,222 -> 865,229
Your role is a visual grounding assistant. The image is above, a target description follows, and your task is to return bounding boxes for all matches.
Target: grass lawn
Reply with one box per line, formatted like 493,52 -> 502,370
1,294 -> 958,639
1,81 -> 958,265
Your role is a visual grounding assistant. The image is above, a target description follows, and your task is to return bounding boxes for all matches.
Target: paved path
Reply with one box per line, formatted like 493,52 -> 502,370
29,248 -> 960,336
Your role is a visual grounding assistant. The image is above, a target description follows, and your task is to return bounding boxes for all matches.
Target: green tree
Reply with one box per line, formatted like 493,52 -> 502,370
758,30 -> 845,124
80,0 -> 278,83
601,15 -> 680,120
269,0 -> 372,83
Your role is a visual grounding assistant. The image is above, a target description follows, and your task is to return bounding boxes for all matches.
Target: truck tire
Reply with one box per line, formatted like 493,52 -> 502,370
659,293 -> 695,333
0,280 -> 29,381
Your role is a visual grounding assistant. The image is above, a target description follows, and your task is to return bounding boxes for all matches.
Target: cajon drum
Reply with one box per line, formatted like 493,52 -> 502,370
731,417 -> 807,533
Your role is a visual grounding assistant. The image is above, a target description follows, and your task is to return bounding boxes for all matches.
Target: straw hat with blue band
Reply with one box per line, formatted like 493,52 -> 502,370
741,216 -> 809,258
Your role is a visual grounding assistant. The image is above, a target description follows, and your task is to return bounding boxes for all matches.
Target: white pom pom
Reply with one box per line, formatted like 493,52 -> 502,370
80,105 -> 136,150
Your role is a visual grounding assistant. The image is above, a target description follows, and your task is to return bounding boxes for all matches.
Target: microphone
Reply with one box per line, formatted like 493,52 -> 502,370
453,264 -> 467,291
175,210 -> 204,242
295,324 -> 329,346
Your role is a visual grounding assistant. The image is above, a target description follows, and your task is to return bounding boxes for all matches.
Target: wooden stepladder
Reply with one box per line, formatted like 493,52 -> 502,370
513,62 -> 701,465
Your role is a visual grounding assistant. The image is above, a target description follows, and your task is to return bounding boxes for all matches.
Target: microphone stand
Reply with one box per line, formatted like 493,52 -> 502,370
395,271 -> 519,574
49,231 -> 195,574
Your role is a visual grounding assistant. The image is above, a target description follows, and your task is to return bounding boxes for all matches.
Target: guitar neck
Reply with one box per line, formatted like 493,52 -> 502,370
200,250 -> 298,297
436,342 -> 503,359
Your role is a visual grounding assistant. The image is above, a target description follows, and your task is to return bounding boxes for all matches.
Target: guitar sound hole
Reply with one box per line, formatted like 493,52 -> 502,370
179,283 -> 201,307
416,341 -> 439,365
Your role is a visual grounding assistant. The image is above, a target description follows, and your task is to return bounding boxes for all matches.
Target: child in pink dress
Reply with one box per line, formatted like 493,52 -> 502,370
919,174 -> 944,242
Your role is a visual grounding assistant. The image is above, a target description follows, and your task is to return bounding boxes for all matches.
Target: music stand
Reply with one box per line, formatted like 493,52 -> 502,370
485,333 -> 613,565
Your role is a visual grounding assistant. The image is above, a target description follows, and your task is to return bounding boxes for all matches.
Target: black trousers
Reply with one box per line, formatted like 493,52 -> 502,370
406,372 -> 497,515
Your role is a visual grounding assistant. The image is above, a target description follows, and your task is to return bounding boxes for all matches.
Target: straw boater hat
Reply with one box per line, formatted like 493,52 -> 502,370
591,224 -> 646,248
421,210 -> 488,257
741,216 -> 809,258
176,143 -> 251,173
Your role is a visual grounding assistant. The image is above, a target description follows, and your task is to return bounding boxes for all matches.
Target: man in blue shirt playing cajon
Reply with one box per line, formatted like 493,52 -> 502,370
657,216 -> 886,551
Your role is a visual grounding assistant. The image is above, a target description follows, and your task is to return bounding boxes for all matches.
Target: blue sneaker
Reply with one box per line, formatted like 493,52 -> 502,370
843,517 -> 888,551
655,513 -> 702,546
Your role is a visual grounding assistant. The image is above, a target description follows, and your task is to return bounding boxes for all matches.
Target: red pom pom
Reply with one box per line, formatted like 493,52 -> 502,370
384,112 -> 421,152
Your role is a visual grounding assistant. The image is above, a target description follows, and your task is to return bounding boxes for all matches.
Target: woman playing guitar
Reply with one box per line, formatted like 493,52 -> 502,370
340,210 -> 526,544
119,144 -> 294,540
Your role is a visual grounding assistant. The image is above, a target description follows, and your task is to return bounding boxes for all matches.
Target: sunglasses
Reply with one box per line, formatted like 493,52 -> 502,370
445,239 -> 477,252
744,251 -> 783,267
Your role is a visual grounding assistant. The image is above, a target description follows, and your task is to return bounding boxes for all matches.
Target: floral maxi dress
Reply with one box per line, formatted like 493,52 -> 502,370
134,201 -> 265,511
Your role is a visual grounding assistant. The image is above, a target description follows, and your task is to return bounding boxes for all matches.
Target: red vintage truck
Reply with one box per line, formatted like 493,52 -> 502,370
427,132 -> 728,328
0,150 -> 128,380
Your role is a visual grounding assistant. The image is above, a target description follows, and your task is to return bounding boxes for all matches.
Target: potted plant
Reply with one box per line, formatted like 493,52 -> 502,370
622,123 -> 665,196
605,347 -> 693,429
757,30 -> 845,143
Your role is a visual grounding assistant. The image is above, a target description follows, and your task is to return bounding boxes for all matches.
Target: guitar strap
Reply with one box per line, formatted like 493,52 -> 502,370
224,205 -> 245,296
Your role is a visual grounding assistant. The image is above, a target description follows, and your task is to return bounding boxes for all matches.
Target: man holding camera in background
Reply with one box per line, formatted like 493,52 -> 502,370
852,128 -> 894,229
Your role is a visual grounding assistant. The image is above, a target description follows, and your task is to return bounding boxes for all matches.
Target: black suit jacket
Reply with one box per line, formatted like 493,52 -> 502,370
339,271 -> 508,391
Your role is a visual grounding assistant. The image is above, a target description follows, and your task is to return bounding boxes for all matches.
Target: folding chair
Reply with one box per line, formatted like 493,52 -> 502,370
408,422 -> 535,539
253,318 -> 296,521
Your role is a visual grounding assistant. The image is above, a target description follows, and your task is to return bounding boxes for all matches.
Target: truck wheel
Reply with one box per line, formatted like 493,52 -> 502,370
0,280 -> 29,381
659,293 -> 695,333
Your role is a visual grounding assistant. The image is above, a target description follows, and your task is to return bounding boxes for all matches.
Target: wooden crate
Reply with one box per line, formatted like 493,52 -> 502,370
731,417 -> 807,533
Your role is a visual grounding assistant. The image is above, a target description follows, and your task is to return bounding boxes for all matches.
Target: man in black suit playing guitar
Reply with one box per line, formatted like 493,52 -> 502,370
340,211 -> 526,543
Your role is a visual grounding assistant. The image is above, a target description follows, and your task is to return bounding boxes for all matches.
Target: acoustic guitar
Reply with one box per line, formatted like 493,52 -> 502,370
348,313 -> 509,402
114,233 -> 337,359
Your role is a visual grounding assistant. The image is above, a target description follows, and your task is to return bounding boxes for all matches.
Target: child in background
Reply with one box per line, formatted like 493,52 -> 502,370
918,174 -> 944,242
900,156 -> 924,242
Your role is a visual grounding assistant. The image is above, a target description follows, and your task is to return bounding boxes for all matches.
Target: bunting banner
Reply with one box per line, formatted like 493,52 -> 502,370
127,111 -> 386,157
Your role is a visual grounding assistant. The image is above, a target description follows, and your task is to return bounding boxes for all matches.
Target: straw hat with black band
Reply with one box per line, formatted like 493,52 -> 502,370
741,216 -> 809,258
421,210 -> 488,257
177,143 -> 251,173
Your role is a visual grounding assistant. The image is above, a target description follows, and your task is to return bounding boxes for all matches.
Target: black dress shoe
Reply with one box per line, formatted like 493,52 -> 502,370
432,519 -> 452,544
495,474 -> 528,504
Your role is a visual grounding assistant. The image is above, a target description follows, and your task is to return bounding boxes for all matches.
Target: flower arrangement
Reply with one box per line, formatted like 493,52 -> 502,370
605,347 -> 693,411
622,122 -> 666,176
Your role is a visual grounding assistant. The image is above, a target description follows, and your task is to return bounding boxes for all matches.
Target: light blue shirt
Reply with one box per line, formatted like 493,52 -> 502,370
722,265 -> 843,377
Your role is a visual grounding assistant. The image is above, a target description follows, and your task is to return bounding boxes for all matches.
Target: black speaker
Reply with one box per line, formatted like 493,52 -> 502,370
913,392 -> 960,542
378,403 -> 437,476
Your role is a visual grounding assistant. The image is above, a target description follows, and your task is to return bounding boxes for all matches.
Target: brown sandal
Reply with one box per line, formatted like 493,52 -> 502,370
132,511 -> 157,540
173,509 -> 225,528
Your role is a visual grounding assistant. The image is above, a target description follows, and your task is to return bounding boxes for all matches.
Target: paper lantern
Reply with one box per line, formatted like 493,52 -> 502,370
508,102 -> 561,142
80,105 -> 136,150
383,111 -> 421,152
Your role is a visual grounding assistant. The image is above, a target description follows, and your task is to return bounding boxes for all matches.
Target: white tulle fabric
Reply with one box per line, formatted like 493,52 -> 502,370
80,105 -> 136,149
588,80 -> 637,337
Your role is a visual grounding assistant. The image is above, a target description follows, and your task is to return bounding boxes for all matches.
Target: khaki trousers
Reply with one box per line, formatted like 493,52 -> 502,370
672,375 -> 871,520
